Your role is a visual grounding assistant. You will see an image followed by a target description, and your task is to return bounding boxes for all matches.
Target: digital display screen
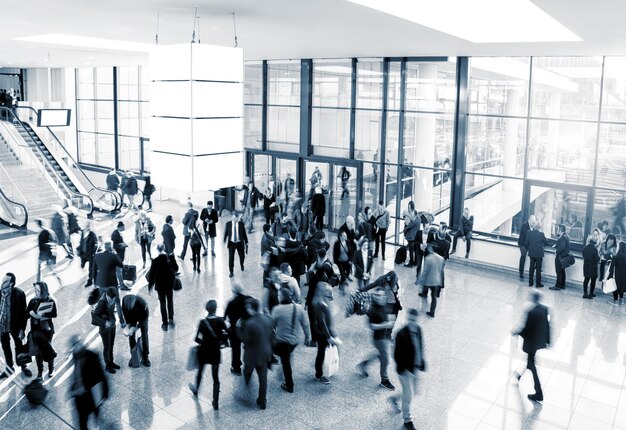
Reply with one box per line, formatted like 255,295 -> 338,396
38,109 -> 71,127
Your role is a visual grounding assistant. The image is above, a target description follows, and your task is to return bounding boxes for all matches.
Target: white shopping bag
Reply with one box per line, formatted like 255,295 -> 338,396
322,345 -> 339,377
603,278 -> 617,294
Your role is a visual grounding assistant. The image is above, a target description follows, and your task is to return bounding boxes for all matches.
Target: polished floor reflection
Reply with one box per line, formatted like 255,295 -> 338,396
1,202 -> 626,429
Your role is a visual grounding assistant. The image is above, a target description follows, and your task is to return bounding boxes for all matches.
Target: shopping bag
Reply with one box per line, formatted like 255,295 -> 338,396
186,345 -> 200,371
322,345 -> 339,377
603,278 -> 617,294
129,337 -> 143,368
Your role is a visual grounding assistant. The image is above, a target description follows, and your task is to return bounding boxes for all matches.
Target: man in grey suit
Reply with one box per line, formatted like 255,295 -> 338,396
237,298 -> 273,410
178,202 -> 198,260
512,291 -> 550,402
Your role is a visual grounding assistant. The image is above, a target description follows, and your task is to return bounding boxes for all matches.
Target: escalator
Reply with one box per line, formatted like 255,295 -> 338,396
0,186 -> 28,240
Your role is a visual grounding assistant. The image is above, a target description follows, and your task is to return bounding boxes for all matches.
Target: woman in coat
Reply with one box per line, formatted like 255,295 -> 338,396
189,299 -> 228,410
402,201 -> 420,267
582,236 -> 600,299
607,241 -> 626,305
27,282 -> 57,379
600,234 -> 618,282
147,243 -> 179,330
135,210 -> 156,268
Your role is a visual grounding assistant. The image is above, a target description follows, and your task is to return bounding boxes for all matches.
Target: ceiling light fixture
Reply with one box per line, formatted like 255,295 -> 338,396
14,33 -> 153,52
346,0 -> 581,43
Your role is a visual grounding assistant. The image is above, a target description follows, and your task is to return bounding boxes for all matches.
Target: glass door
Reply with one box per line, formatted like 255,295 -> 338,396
332,164 -> 358,230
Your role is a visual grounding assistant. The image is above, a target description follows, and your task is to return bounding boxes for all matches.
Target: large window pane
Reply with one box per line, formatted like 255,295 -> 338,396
469,57 -> 530,117
96,67 -> 113,99
311,108 -> 350,157
78,133 -> 96,165
592,189 -> 626,238
385,111 -> 400,165
119,101 -> 139,136
403,113 -> 454,170
95,134 -> 115,168
95,101 -> 115,135
244,62 -> 263,105
253,154 -> 273,191
362,162 -> 381,212
77,68 -> 94,99
77,100 -> 95,132
268,61 -> 300,106
387,62 -> 402,111
529,185 -> 588,244
597,124 -> 626,189
531,57 -> 602,121
244,105 -> 262,150
527,119 -> 597,185
118,66 -> 139,100
312,59 -> 351,108
356,59 -> 383,110
602,58 -> 626,122
267,106 -> 299,152
405,61 -> 456,113
119,136 -> 141,171
401,167 -> 451,214
466,116 -> 526,177
355,109 -> 381,161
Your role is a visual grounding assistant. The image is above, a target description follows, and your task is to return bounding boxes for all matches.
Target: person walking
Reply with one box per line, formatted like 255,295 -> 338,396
26,282 -> 57,380
179,202 -> 199,261
518,215 -> 536,280
68,334 -> 109,430
189,300 -> 228,410
512,291 -> 551,402
93,242 -> 124,292
51,206 -> 73,259
142,175 -> 155,211
417,243 -> 445,318
271,288 -> 310,393
373,201 -> 390,260
147,244 -> 179,330
607,242 -> 626,305
161,215 -> 176,256
388,309 -> 425,430
550,224 -> 570,290
200,201 -> 219,257
451,207 -> 474,259
237,298 -> 273,410
123,172 -> 138,211
135,211 -> 156,269
36,219 -> 61,284
189,220 -> 204,273
357,289 -> 396,391
310,187 -> 326,230
224,212 -> 248,278
91,287 -> 124,374
310,282 -> 339,385
78,222 -> 98,288
525,220 -> 548,288
0,273 -> 32,378
582,235 -> 600,299
224,283 -> 250,376
121,294 -> 150,368
353,239 -> 373,291
333,230 -> 353,290
106,170 -> 120,192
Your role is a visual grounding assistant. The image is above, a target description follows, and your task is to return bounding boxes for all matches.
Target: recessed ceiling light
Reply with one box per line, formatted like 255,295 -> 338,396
346,0 -> 582,43
14,33 -> 153,52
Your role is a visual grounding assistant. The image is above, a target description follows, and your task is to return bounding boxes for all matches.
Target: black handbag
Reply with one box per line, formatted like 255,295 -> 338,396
560,253 -> 575,269
173,276 -> 182,291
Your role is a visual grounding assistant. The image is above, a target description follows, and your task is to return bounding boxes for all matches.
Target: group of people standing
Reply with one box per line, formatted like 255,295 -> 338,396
105,170 -> 155,212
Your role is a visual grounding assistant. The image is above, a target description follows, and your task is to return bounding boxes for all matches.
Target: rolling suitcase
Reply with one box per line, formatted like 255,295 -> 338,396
123,265 -> 137,282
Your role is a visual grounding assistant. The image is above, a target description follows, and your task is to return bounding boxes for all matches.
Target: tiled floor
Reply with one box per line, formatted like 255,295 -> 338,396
1,201 -> 626,429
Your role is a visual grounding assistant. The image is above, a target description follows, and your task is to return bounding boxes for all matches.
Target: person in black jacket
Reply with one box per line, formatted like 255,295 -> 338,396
91,287 -> 125,373
36,219 -> 61,285
179,202 -> 199,260
525,222 -> 548,288
607,242 -> 626,305
189,300 -> 228,410
161,215 -> 176,256
310,187 -> 326,230
0,273 -> 32,378
106,170 -> 120,192
224,283 -> 250,375
121,294 -> 150,367
142,175 -> 154,211
78,222 -> 99,288
223,212 -> 248,278
582,236 -> 600,299
69,334 -> 109,430
451,207 -> 474,258
148,244 -> 179,330
93,242 -> 124,291
512,291 -> 551,402
200,201 -> 219,257
388,309 -> 424,430
26,282 -> 58,380
550,224 -> 570,290
518,215 -> 536,280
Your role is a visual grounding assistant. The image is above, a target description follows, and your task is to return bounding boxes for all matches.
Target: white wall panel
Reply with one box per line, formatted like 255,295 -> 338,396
150,81 -> 191,117
192,152 -> 244,190
192,118 -> 242,155
149,44 -> 191,81
191,82 -> 243,118
190,44 -> 244,82
150,151 -> 192,190
150,117 -> 192,155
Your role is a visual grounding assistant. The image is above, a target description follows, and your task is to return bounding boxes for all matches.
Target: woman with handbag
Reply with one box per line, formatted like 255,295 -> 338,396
27,282 -> 57,380
607,242 -> 626,305
135,210 -> 156,269
600,234 -> 618,282
582,235 -> 600,299
189,300 -> 228,410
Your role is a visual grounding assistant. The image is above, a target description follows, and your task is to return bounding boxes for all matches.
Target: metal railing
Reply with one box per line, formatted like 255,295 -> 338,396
0,187 -> 27,229
0,107 -> 94,216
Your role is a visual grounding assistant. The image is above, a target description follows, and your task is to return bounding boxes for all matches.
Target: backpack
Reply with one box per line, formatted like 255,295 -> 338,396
320,260 -> 341,287
190,229 -> 201,246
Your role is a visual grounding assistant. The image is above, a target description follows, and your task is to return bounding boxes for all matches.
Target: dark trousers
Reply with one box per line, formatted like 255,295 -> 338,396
313,212 -> 324,230
81,257 -> 94,284
452,231 -> 471,254
600,260 -> 610,281
414,252 -> 423,278
244,363 -> 268,404
337,261 -> 351,285
191,245 -> 201,269
75,394 -> 100,430
529,257 -> 543,286
128,320 -> 149,358
228,242 -> 245,273
583,278 -> 596,296
407,240 -> 416,265
274,341 -> 296,389
0,330 -> 25,369
526,350 -> 542,396
180,235 -> 191,258
314,336 -> 329,379
374,228 -> 387,258
230,332 -> 242,371
555,258 -> 566,288
34,331 -> 54,376
421,285 -> 440,315
144,194 -> 152,210
157,289 -> 174,324
196,363 -> 220,403
519,246 -> 527,277
613,290 -> 624,301
100,328 -> 115,367
139,238 -> 151,264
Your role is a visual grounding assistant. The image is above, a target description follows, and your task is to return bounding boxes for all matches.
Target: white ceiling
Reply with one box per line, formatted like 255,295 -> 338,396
1,0 -> 626,68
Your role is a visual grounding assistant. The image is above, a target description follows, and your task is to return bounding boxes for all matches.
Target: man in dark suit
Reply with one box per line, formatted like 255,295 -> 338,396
525,223 -> 548,288
224,283 -> 250,375
518,216 -> 536,280
0,273 -> 32,378
224,212 -> 248,278
178,202 -> 199,260
237,298 -> 273,409
389,308 -> 425,430
161,215 -> 176,256
512,291 -> 550,402
200,201 -> 219,257
93,242 -> 124,291
353,239 -> 373,291
310,187 -> 326,230
121,294 -> 150,368
551,224 -> 570,291
91,287 -> 126,374
78,222 -> 99,288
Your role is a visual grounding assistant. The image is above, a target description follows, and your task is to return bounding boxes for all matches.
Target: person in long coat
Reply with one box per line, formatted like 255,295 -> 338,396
607,242 -> 626,305
582,236 -> 600,299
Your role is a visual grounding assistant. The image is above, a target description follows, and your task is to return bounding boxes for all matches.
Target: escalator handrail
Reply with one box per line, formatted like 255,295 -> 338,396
0,107 -> 94,216
15,106 -> 120,213
0,186 -> 28,228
